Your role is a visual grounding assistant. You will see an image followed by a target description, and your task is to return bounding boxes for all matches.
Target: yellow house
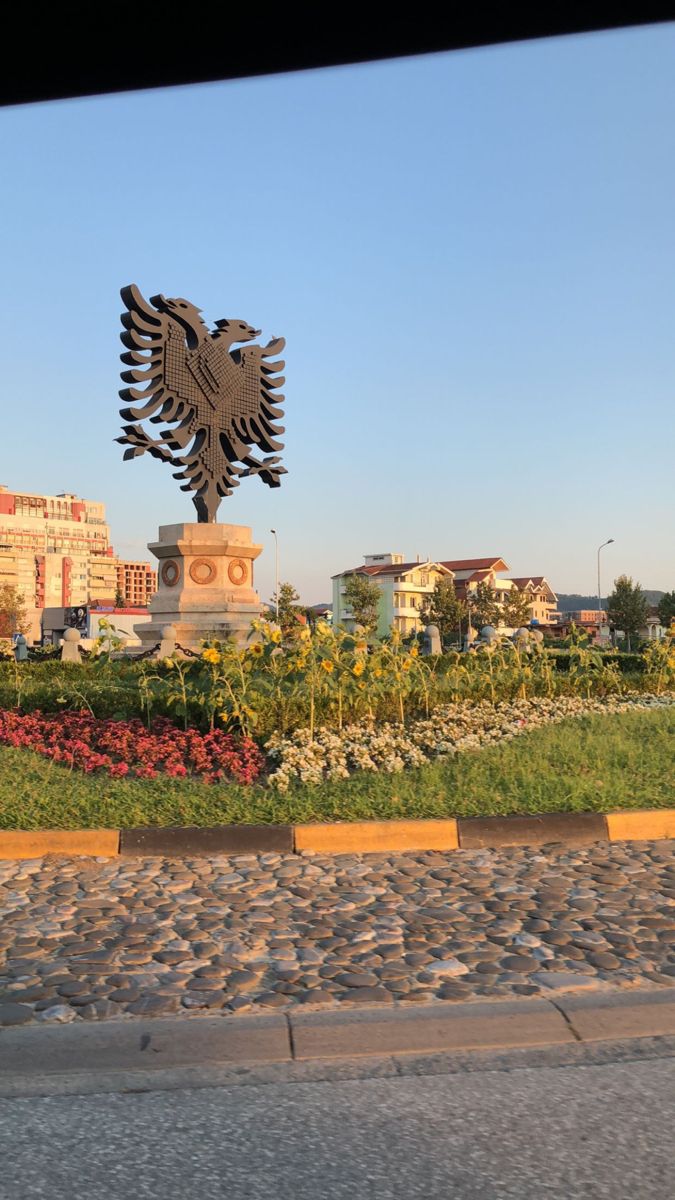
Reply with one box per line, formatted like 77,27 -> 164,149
332,554 -> 453,637
506,577 -> 559,626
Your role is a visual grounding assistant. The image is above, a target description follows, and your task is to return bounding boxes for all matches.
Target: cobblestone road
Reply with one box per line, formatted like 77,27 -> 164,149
1,841 -> 674,1026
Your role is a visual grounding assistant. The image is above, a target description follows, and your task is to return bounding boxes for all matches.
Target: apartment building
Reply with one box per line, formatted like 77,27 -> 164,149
0,485 -> 155,639
115,560 -> 157,607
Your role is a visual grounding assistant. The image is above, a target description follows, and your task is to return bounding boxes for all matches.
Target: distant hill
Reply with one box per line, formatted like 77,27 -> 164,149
557,592 -> 665,610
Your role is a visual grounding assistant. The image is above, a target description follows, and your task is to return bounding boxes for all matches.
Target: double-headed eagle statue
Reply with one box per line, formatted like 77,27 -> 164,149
116,285 -> 286,522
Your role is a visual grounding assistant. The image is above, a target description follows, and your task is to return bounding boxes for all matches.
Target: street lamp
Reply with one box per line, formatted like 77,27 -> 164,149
597,539 -> 614,629
270,529 -> 279,621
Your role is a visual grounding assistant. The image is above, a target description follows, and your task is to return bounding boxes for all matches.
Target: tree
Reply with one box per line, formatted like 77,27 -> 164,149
114,588 -> 126,609
502,588 -> 533,629
657,591 -> 675,629
607,575 -> 648,650
342,572 -> 381,632
419,577 -> 466,646
468,581 -> 501,631
0,584 -> 29,639
266,581 -> 302,635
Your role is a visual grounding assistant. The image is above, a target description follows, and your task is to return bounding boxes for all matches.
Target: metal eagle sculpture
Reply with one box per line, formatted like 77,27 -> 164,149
116,285 -> 287,522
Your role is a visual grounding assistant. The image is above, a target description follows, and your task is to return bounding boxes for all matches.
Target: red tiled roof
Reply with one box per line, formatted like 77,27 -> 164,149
509,577 -> 557,597
332,561 -> 450,579
440,557 -> 509,572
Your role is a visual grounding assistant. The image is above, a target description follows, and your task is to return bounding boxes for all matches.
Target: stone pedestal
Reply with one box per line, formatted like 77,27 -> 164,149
135,523 -> 263,651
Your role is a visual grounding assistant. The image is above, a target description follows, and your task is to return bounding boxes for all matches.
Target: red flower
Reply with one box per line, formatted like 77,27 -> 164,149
0,710 -> 263,785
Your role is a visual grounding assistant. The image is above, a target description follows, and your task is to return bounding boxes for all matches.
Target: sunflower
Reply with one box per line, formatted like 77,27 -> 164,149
201,648 -> 220,665
249,642 -> 264,656
270,629 -> 282,644
352,661 -> 365,677
321,659 -> 334,673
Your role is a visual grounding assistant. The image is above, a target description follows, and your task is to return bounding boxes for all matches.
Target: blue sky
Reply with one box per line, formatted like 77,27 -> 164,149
1,24 -> 673,603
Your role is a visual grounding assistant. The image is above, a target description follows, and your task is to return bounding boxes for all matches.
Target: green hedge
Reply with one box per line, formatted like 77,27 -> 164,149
547,651 -> 644,673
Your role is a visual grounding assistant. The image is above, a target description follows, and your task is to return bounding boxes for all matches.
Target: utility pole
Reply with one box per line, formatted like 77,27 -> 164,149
270,529 -> 279,620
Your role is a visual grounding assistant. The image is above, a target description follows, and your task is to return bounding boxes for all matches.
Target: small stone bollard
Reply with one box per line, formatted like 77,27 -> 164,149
479,625 -> 498,647
530,627 -> 544,652
512,627 -> 531,652
422,623 -> 442,656
13,634 -> 28,662
156,624 -> 177,659
61,627 -> 82,663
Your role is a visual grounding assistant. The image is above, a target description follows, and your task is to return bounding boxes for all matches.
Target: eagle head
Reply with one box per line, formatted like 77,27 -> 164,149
150,294 -> 207,349
214,319 -> 261,345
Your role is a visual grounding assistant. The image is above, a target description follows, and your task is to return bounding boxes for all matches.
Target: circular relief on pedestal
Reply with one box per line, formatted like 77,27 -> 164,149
161,559 -> 180,588
228,558 -> 248,587
189,557 -> 217,586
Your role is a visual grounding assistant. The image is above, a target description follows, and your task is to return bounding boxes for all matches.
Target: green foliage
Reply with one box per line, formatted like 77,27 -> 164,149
607,575 -> 649,650
265,581 -> 302,636
341,572 -> 381,632
0,625 -> 668,742
93,618 -> 127,661
642,635 -> 675,695
419,577 -> 466,646
567,644 -> 622,700
468,582 -> 501,631
1,706 -> 672,829
548,650 -> 644,674
657,591 -> 675,628
501,589 -> 533,629
0,584 -> 30,639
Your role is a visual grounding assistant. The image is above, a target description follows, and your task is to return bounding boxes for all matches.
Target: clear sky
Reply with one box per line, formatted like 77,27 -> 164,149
1,24 -> 673,603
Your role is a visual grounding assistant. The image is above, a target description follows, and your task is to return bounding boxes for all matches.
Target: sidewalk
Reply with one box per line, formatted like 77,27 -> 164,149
1,840 -> 674,1027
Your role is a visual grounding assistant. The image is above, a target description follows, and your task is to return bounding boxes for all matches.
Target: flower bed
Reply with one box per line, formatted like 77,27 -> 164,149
0,711 -> 264,784
266,692 -> 675,791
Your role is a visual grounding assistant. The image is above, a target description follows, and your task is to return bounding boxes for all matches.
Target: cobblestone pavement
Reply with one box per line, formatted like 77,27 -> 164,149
1,841 -> 674,1026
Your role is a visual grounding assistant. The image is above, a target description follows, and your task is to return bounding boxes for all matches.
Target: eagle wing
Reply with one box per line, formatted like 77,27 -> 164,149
227,338 -> 286,454
118,285 -> 205,437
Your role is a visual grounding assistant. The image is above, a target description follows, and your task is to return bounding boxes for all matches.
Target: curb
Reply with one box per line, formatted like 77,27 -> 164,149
1,990 -> 673,1084
1,808 -> 674,860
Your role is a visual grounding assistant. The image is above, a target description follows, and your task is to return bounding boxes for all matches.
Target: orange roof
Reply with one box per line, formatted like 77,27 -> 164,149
332,561 -> 450,580
509,576 -> 557,596
440,557 -> 509,572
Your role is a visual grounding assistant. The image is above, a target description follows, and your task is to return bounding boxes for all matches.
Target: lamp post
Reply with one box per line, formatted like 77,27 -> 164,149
597,539 -> 614,634
270,529 -> 279,621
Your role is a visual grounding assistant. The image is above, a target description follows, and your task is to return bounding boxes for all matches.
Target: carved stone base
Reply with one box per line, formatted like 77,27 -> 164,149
135,523 -> 263,651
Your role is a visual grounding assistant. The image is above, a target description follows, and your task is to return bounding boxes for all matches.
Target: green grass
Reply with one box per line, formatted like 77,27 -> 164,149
0,707 -> 673,830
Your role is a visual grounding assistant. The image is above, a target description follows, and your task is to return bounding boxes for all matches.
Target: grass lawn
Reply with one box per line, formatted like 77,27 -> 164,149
0,707 -> 672,830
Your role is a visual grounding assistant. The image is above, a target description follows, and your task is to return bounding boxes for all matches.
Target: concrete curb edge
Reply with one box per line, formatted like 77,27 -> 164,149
1,808 -> 673,859
1,990 -> 674,1081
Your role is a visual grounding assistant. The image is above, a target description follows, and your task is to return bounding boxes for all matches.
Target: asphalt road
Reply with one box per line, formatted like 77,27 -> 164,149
1,1046 -> 673,1199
